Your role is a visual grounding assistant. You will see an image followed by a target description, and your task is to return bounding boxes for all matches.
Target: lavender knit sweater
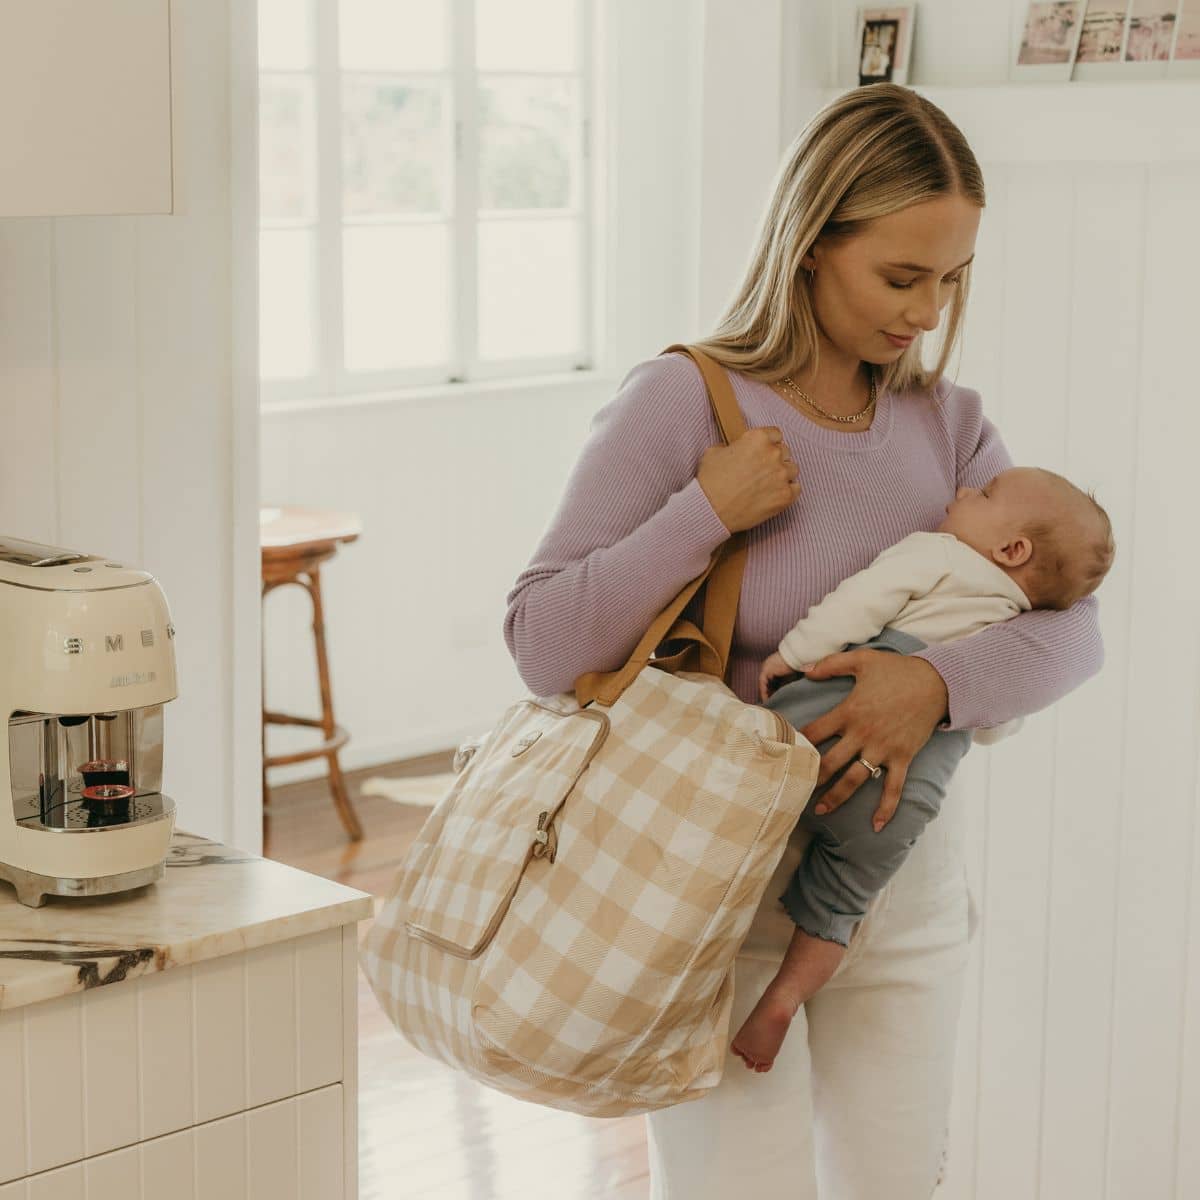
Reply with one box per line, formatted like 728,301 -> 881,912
503,352 -> 1103,730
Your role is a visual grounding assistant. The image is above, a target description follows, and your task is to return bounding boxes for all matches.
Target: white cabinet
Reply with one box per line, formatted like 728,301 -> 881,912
0,925 -> 362,1198
0,0 -> 173,216
0,1085 -> 345,1199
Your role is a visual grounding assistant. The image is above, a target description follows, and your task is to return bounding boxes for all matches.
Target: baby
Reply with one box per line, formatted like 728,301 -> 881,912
730,466 -> 1115,1073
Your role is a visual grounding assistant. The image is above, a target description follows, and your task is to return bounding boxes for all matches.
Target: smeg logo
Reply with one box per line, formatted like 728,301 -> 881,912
62,629 -> 164,655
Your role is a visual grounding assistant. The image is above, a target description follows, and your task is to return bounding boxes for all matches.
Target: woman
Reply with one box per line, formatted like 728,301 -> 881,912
502,84 -> 1102,1198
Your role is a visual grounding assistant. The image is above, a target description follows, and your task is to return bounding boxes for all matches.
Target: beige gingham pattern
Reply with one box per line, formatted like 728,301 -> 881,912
361,666 -> 820,1118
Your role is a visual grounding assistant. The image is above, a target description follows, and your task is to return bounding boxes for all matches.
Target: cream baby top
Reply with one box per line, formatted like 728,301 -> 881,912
777,530 -> 1034,745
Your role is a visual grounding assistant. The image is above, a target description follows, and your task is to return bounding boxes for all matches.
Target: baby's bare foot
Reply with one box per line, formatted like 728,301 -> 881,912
729,993 -> 797,1073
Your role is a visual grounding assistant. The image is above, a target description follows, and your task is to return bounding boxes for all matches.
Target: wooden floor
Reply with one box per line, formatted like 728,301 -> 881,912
263,754 -> 651,1200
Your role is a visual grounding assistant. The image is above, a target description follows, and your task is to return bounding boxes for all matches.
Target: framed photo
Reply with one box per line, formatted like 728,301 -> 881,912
855,7 -> 916,87
1168,0 -> 1200,75
1122,0 -> 1179,78
1072,0 -> 1130,78
1014,0 -> 1087,80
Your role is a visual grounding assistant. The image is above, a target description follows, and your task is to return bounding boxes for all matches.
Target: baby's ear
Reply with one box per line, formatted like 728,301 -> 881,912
994,535 -> 1033,568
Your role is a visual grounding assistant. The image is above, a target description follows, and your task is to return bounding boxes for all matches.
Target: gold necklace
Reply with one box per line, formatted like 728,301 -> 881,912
778,369 -> 877,424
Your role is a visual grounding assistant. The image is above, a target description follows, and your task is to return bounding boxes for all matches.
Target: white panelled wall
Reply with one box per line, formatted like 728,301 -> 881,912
0,0 -> 261,852
932,145 -> 1199,1200
811,3 -> 1198,1197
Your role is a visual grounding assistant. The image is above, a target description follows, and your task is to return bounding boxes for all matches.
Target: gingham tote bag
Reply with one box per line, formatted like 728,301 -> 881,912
360,345 -> 821,1118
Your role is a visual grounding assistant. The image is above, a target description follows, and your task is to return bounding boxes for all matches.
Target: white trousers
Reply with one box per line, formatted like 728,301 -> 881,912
645,783 -> 975,1200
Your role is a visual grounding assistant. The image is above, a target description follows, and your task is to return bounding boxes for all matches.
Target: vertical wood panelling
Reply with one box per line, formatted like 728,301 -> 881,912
296,926 -> 343,1092
1037,166 -> 1145,1200
193,1112 -> 247,1200
81,977 -> 141,1159
23,996 -> 83,1175
245,940 -> 299,1108
1105,164 -> 1200,1200
796,54 -> 1200,1198
340,926 -> 359,1200
0,1084 -> 341,1199
883,105 -> 1200,1200
245,1096 -> 299,1200
298,1086 -> 344,1200
951,165 -> 1008,408
25,1168 -> 81,1200
80,1144 -> 137,1196
0,0 -> 256,851
0,220 -> 57,542
137,967 -> 195,1142
1177,718 -> 1200,1200
51,220 -> 141,564
1,928 -> 344,1186
139,1129 -> 194,1200
972,166 -> 1076,1200
1,931 -> 348,1195
940,759 -> 986,1200
228,0 -> 264,856
192,953 -> 248,1124
135,0 -> 241,848
942,166 -> 1010,1200
0,1006 -> 27,1183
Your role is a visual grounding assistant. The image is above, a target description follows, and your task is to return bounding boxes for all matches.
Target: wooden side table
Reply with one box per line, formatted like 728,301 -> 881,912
260,506 -> 364,843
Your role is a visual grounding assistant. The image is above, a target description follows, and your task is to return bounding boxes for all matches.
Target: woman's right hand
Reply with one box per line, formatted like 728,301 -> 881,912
696,426 -> 801,533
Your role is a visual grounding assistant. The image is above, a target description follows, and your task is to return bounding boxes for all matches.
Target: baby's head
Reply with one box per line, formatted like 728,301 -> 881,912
938,467 -> 1115,610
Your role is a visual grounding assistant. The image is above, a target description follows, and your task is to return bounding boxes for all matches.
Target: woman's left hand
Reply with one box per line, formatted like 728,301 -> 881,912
794,649 -> 950,831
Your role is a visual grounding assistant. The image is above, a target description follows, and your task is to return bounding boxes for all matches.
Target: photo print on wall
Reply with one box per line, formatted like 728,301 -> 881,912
855,7 -> 915,86
1071,0 -> 1197,78
1015,0 -> 1087,79
1074,0 -> 1129,76
1126,0 -> 1178,59
1122,0 -> 1181,77
1077,0 -> 1129,61
1169,0 -> 1200,72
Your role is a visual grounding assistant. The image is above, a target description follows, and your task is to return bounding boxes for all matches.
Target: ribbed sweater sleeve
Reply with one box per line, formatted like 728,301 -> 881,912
912,390 -> 1105,730
503,355 -> 1106,727
503,355 -> 731,697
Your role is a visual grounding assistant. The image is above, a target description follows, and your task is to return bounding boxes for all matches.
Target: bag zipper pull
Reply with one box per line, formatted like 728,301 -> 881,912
532,811 -> 557,862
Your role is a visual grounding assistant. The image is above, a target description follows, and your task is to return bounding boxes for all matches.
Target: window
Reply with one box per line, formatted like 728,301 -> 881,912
258,0 -> 595,400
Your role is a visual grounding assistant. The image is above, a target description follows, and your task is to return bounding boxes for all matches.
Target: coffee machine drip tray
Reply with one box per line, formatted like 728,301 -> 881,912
15,790 -> 175,833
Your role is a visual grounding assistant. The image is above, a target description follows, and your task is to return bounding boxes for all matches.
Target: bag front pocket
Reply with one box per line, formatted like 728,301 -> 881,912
404,700 -> 609,958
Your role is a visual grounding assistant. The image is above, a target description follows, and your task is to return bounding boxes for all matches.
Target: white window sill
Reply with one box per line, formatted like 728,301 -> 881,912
260,369 -> 622,417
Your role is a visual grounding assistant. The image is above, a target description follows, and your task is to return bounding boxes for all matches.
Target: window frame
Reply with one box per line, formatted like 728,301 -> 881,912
259,0 -> 597,404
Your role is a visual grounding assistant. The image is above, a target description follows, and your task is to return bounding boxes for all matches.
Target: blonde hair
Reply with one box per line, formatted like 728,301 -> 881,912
1022,470 -> 1116,611
692,84 -> 986,397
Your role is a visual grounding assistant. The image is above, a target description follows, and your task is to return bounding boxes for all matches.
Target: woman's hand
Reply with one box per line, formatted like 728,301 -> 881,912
794,650 -> 950,831
697,427 -> 801,533
758,650 -> 800,704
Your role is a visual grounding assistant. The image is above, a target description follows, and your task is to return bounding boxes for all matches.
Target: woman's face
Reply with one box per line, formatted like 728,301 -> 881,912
804,193 -> 982,366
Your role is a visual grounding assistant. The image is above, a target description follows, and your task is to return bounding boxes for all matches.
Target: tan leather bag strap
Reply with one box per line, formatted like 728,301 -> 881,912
573,344 -> 749,707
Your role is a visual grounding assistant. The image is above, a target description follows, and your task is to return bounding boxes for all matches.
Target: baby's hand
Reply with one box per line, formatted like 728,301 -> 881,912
759,651 -> 801,704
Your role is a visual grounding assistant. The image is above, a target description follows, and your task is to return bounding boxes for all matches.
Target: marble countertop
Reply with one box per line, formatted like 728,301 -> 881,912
0,830 -> 373,1012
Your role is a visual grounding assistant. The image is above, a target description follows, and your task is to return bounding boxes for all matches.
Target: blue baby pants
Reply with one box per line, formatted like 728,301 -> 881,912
764,627 -> 973,945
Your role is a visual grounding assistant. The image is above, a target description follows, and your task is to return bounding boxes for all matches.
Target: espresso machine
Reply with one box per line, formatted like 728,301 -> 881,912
1,536 -> 178,907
